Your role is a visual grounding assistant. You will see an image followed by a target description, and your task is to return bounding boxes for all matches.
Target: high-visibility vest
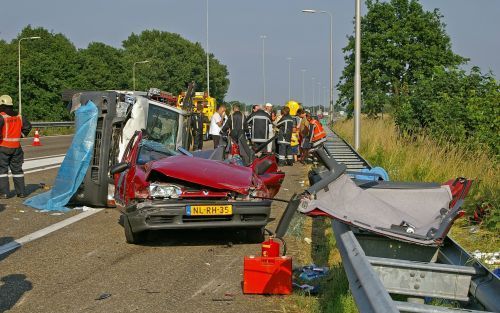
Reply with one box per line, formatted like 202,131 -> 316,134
310,119 -> 326,143
0,113 -> 23,148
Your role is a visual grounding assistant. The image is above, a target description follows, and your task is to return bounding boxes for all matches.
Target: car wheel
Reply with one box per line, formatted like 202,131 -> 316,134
246,227 -> 265,243
123,214 -> 147,244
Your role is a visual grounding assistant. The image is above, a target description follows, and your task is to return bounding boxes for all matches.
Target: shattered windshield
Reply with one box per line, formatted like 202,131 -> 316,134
137,140 -> 179,165
146,103 -> 179,150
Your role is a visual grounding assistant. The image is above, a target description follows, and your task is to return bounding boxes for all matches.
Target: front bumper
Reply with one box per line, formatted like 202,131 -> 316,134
126,199 -> 272,232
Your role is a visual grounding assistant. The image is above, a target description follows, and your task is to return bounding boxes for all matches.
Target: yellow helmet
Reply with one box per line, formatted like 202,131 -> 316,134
286,100 -> 300,116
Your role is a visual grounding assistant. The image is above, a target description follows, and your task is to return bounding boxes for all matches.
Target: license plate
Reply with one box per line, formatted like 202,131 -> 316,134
186,204 -> 233,216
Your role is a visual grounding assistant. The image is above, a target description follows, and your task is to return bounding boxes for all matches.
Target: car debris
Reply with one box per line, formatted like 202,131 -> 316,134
95,293 -> 112,301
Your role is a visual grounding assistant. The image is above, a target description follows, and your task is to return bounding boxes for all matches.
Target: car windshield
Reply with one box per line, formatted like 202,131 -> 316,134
146,103 -> 180,150
137,140 -> 179,165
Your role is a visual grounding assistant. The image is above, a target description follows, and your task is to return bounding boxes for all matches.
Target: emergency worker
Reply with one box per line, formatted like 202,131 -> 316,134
191,103 -> 204,150
307,113 -> 327,148
0,95 -> 32,198
247,105 -> 271,149
264,103 -> 274,153
276,106 -> 294,166
221,103 -> 252,164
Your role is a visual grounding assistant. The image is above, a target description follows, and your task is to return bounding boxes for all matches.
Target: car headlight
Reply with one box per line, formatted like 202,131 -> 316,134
148,184 -> 182,199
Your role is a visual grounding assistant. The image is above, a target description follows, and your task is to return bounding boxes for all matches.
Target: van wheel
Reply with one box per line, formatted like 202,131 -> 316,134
246,227 -> 265,243
123,214 -> 147,244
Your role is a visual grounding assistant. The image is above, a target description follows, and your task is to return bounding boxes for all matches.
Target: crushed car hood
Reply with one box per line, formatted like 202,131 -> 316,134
146,155 -> 258,194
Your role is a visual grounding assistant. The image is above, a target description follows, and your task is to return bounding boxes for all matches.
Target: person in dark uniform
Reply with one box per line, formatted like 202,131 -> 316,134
276,106 -> 294,166
191,103 -> 204,150
0,95 -> 32,198
247,105 -> 271,150
221,103 -> 252,164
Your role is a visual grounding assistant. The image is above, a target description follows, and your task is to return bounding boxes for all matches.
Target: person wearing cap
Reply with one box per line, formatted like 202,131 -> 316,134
0,95 -> 32,198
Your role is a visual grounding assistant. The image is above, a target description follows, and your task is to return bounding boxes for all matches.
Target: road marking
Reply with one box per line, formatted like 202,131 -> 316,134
24,156 -> 65,170
0,208 -> 103,256
25,154 -> 66,161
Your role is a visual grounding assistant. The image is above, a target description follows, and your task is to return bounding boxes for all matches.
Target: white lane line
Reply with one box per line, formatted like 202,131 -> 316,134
25,154 -> 66,161
24,156 -> 65,171
0,209 -> 103,256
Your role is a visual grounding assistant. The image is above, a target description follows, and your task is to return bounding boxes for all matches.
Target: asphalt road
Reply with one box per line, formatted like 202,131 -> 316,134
20,135 -> 73,159
0,137 -> 306,313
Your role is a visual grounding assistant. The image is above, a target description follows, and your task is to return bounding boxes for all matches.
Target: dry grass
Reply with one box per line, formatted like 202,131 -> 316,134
333,117 -> 499,253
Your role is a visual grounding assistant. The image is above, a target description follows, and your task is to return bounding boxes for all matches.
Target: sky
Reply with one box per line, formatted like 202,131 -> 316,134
1,0 -> 499,106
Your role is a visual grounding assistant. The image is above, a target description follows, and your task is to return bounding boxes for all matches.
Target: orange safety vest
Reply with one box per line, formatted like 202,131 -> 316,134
309,119 -> 326,143
0,112 -> 23,148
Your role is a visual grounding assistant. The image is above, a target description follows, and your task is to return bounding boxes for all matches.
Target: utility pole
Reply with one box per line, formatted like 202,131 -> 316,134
301,69 -> 306,104
287,57 -> 292,100
206,0 -> 210,97
312,77 -> 316,111
354,0 -> 362,150
260,35 -> 267,103
133,60 -> 149,91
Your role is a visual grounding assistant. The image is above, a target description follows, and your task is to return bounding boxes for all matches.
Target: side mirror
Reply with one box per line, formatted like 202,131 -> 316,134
110,162 -> 130,175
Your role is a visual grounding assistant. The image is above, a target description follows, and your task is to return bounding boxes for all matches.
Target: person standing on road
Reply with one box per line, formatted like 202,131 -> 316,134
209,103 -> 226,148
191,103 -> 204,150
0,95 -> 32,199
221,103 -> 252,164
247,105 -> 272,151
264,103 -> 275,153
276,106 -> 294,166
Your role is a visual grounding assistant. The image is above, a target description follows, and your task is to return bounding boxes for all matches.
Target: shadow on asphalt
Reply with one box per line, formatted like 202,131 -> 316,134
0,237 -> 20,263
0,274 -> 32,313
118,213 -> 262,247
5,184 -> 40,198
0,204 -> 4,214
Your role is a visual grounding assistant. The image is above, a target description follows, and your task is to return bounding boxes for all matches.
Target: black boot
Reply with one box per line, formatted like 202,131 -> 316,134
13,175 -> 26,198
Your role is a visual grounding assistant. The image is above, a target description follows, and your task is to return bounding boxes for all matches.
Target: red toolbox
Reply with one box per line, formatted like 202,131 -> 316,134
243,256 -> 292,295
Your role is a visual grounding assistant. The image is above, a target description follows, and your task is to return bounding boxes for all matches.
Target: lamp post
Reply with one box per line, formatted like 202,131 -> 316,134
302,9 -> 334,122
18,36 -> 41,115
317,81 -> 321,114
301,69 -> 306,104
260,35 -> 267,103
133,60 -> 150,91
311,77 -> 316,111
354,0 -> 362,150
206,0 -> 210,97
287,57 -> 292,101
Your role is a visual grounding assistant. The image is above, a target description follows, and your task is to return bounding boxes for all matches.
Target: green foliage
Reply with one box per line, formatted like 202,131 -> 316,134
337,0 -> 499,155
0,26 -> 230,121
337,0 -> 467,116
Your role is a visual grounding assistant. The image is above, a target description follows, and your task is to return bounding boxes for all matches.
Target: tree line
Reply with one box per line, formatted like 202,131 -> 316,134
337,0 -> 499,155
0,26 -> 230,121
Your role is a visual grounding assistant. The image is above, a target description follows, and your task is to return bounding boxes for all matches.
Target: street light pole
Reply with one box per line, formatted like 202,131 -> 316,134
311,77 -> 316,111
133,60 -> 150,91
287,57 -> 292,101
301,69 -> 306,104
354,0 -> 362,150
260,35 -> 267,103
206,0 -> 210,97
302,9 -> 334,122
18,36 -> 41,115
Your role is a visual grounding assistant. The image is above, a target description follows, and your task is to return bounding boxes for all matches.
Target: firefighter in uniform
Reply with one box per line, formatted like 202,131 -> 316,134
221,103 -> 252,164
0,95 -> 32,198
276,106 -> 294,166
191,103 -> 204,150
247,105 -> 272,151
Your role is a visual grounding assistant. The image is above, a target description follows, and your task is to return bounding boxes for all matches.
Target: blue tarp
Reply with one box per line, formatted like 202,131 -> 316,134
355,166 -> 390,181
24,101 -> 98,211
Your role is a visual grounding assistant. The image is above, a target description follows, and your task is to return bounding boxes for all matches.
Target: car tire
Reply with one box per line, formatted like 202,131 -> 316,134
123,214 -> 147,244
246,227 -> 265,243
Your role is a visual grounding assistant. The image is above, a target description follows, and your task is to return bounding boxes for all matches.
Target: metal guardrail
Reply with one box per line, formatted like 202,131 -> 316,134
31,121 -> 74,128
321,128 -> 499,312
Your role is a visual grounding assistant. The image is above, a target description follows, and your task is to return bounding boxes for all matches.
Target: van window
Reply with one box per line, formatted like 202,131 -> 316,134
146,104 -> 179,150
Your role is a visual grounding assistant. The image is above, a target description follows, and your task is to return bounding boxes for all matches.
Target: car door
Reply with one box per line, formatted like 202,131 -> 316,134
114,131 -> 142,206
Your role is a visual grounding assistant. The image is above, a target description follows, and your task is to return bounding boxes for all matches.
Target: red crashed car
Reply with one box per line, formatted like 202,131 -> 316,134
111,131 -> 285,244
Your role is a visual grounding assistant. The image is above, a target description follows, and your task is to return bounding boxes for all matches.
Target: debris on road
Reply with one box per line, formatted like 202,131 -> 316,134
296,264 -> 329,281
50,212 -> 64,216
303,237 -> 312,244
95,293 -> 112,301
